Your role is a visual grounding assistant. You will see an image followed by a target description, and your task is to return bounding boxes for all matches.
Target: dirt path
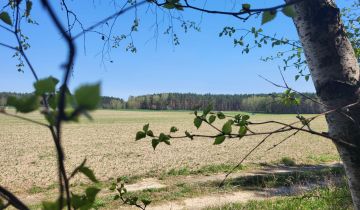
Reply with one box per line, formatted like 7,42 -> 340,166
145,182 -> 329,210
19,162 -> 342,209
165,162 -> 342,186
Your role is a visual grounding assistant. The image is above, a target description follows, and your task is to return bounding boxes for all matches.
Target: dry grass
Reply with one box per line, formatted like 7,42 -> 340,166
0,109 -> 338,194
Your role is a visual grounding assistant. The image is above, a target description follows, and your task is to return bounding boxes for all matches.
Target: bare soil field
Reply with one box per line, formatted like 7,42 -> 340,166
0,109 -> 339,194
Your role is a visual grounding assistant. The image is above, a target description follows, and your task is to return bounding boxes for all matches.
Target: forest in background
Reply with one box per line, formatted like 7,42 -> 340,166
0,92 -> 322,114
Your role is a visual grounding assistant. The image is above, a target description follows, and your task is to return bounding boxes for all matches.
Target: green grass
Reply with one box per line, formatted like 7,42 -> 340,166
160,163 -> 246,179
219,167 -> 344,189
27,183 -> 58,194
280,157 -> 296,166
107,167 -> 345,206
307,154 -> 340,164
206,184 -> 352,210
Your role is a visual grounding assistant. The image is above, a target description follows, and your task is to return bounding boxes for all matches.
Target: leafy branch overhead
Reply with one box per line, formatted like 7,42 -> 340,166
7,76 -> 101,125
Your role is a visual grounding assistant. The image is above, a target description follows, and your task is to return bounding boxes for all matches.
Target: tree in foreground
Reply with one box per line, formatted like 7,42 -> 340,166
0,0 -> 360,209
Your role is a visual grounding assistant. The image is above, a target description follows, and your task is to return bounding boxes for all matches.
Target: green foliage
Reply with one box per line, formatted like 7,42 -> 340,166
136,131 -> 146,140
242,4 -> 251,11
217,112 -> 226,119
0,12 -> 12,26
261,10 -> 277,25
143,124 -> 149,132
206,184 -> 351,210
238,126 -> 247,138
152,139 -> 160,150
111,176 -> 152,209
208,115 -> 216,124
222,120 -> 233,135
202,104 -> 212,117
33,77 -> 59,95
214,135 -> 226,145
280,157 -> 296,166
25,0 -> 33,17
170,126 -> 178,133
163,0 -> 183,10
79,166 -> 98,183
42,199 -> 60,210
147,130 -> 154,137
193,116 -> 203,129
74,83 -> 101,111
123,92 -> 322,114
71,187 -> 101,210
281,5 -> 296,18
281,89 -> 301,106
7,95 -> 39,113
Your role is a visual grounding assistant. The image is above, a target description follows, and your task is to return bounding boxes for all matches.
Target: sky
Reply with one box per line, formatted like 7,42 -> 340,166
0,0 -> 355,99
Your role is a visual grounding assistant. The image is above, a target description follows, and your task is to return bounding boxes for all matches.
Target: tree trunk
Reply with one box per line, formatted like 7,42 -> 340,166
288,0 -> 360,208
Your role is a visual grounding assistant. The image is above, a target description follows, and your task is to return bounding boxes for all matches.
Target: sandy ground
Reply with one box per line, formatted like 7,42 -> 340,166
0,110 -> 338,193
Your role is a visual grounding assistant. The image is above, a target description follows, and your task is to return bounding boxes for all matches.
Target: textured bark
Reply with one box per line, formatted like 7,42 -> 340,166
288,0 -> 360,208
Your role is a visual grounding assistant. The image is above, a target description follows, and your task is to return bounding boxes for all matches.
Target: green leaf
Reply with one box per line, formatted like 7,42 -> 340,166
242,3 -> 251,10
295,75 -> 300,81
163,3 -> 176,9
136,131 -> 146,140
159,133 -> 170,142
175,4 -> 183,10
114,194 -> 120,200
79,166 -> 98,183
282,5 -> 296,18
74,83 -> 101,110
147,130 -> 154,137
109,183 -> 116,191
142,199 -> 152,206
203,104 -> 212,116
34,77 -> 59,95
194,117 -> 202,129
261,10 -> 277,25
208,115 -> 216,124
242,115 -> 250,121
85,187 -> 100,201
170,126 -> 178,133
42,199 -> 60,210
7,95 -> 39,113
222,120 -> 233,135
0,12 -> 12,26
305,75 -> 310,81
48,94 -> 57,110
152,139 -> 160,150
239,126 -> 247,137
143,124 -> 149,132
71,193 -> 86,209
217,112 -> 226,119
25,1 -> 33,17
214,135 -> 226,145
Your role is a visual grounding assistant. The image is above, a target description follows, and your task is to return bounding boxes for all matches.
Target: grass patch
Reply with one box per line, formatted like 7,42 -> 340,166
280,157 -> 296,166
27,183 -> 58,194
104,166 -> 345,208
219,167 -> 344,189
206,182 -> 352,210
160,163 -> 246,179
307,154 -> 340,164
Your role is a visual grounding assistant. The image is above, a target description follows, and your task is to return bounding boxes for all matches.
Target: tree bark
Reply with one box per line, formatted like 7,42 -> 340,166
288,0 -> 360,208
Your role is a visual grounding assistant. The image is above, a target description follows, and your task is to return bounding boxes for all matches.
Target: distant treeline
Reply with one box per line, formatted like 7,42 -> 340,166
0,92 -> 322,114
126,93 -> 322,114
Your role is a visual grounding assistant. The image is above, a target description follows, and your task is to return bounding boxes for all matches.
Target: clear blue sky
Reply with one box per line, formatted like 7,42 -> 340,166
0,0 -> 354,99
